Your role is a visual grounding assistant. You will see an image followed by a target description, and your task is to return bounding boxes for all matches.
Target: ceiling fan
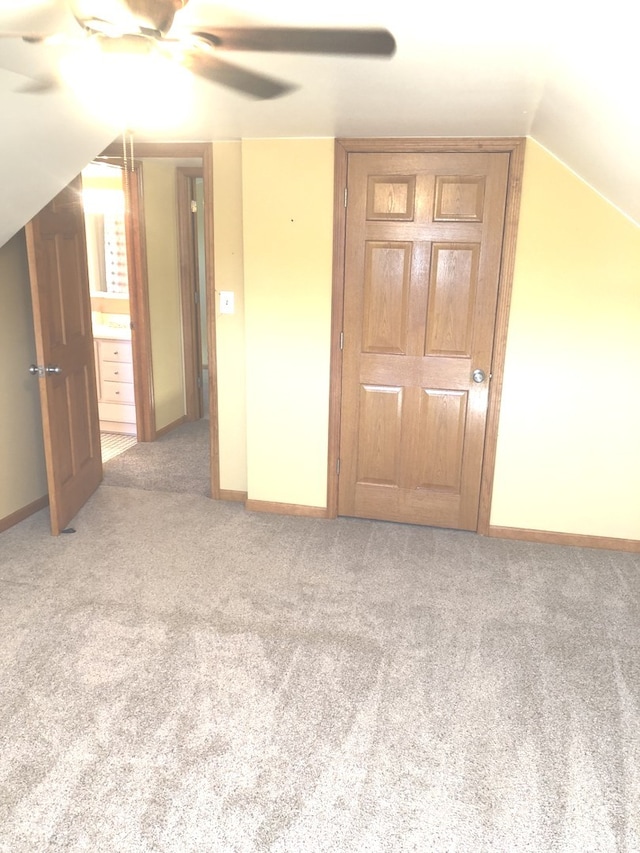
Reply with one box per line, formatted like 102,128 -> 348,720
4,0 -> 396,99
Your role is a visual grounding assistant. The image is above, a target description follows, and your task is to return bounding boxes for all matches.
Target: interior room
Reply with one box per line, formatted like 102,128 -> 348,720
0,0 -> 638,849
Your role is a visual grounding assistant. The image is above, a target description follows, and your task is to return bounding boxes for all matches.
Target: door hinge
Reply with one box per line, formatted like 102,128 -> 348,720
197,375 -> 202,389
194,290 -> 199,304
344,187 -> 348,208
336,458 -> 341,475
339,331 -> 344,350
190,199 -> 198,214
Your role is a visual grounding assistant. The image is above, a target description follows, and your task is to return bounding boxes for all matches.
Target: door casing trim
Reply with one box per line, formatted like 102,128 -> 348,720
177,166 -> 205,422
326,137 -> 526,533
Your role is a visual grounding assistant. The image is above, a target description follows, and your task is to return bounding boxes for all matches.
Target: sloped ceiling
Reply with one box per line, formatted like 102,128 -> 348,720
0,0 -> 638,247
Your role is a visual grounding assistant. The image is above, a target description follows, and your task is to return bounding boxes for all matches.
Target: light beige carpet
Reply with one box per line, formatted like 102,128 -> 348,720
0,485 -> 639,851
102,419 -> 210,496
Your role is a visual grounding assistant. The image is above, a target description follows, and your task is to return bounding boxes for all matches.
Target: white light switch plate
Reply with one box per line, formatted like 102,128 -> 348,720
219,291 -> 234,314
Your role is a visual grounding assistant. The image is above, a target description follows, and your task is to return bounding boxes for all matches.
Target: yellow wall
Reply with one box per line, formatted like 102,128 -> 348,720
6,137 -> 637,545
491,140 -> 640,539
0,230 -> 47,520
212,142 -> 248,494
142,160 -> 186,431
242,139 -> 334,507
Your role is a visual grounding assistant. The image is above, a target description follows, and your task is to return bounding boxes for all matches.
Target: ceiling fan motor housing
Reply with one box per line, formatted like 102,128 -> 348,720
70,0 -> 185,37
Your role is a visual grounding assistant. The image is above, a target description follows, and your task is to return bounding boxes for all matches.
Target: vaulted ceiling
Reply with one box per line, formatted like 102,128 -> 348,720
1,0 -> 638,247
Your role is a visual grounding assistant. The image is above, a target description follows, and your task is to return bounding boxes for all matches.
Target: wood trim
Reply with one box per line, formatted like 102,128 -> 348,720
125,162 -> 156,442
154,414 -> 188,439
326,140 -> 349,518
100,142 -> 210,159
202,144 -> 221,501
219,489 -> 248,502
245,499 -> 329,518
176,166 -> 203,422
489,525 -> 640,553
327,137 -> 526,530
336,137 -> 526,154
477,138 -> 526,534
0,495 -> 49,533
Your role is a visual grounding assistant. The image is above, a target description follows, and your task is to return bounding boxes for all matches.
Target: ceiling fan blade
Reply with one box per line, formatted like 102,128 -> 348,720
0,32 -> 48,41
181,49 -> 295,99
192,27 -> 396,57
16,73 -> 61,94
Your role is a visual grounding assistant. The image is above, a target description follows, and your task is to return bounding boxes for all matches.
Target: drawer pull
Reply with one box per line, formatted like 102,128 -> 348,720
114,370 -> 119,375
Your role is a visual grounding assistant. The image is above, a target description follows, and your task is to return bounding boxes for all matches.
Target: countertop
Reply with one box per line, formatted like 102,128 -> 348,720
93,324 -> 132,341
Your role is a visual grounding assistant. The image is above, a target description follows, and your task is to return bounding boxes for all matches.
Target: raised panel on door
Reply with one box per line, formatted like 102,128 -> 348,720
67,364 -> 97,472
408,389 -> 467,492
433,175 -> 486,222
355,384 -> 403,487
362,242 -> 412,354
366,175 -> 416,220
425,243 -> 480,357
338,150 -> 509,530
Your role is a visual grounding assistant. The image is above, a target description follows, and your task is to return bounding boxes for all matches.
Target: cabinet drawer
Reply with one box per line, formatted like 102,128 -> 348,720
98,401 -> 136,423
100,361 -> 134,383
97,340 -> 132,364
101,380 -> 135,404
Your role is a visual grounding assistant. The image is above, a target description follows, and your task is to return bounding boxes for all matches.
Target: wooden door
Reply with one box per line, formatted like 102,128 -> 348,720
25,176 -> 103,535
338,151 -> 509,530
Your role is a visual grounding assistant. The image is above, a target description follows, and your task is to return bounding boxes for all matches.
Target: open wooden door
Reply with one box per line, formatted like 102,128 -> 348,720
25,175 -> 103,535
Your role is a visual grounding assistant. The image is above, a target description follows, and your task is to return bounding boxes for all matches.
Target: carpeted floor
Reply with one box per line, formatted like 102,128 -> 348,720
102,419 -> 210,496
0,484 -> 639,851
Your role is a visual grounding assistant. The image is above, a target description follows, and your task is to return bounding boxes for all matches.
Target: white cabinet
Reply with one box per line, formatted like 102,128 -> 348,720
94,338 -> 136,434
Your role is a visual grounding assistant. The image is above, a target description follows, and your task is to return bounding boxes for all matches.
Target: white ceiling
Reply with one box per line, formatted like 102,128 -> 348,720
0,0 -> 638,247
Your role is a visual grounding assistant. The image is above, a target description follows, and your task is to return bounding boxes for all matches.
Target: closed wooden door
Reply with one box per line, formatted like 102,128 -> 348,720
25,176 -> 103,535
338,151 -> 509,530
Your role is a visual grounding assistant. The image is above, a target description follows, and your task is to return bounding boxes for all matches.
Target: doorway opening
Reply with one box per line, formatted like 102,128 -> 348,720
327,137 -> 526,534
81,161 -> 137,459
80,154 -> 212,471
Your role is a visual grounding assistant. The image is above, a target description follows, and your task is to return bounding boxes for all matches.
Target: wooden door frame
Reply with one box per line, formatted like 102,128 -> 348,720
327,137 -> 526,534
176,166 -> 204,422
125,160 -> 156,442
99,141 -> 220,499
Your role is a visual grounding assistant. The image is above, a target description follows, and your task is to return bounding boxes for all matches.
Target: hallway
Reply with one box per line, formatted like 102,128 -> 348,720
101,420 -> 210,496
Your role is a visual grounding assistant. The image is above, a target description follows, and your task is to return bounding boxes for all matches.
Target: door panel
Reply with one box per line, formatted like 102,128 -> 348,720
356,384 -> 403,487
25,177 -> 102,535
426,243 -> 479,356
412,389 -> 467,492
363,242 -> 411,353
338,151 -> 509,530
